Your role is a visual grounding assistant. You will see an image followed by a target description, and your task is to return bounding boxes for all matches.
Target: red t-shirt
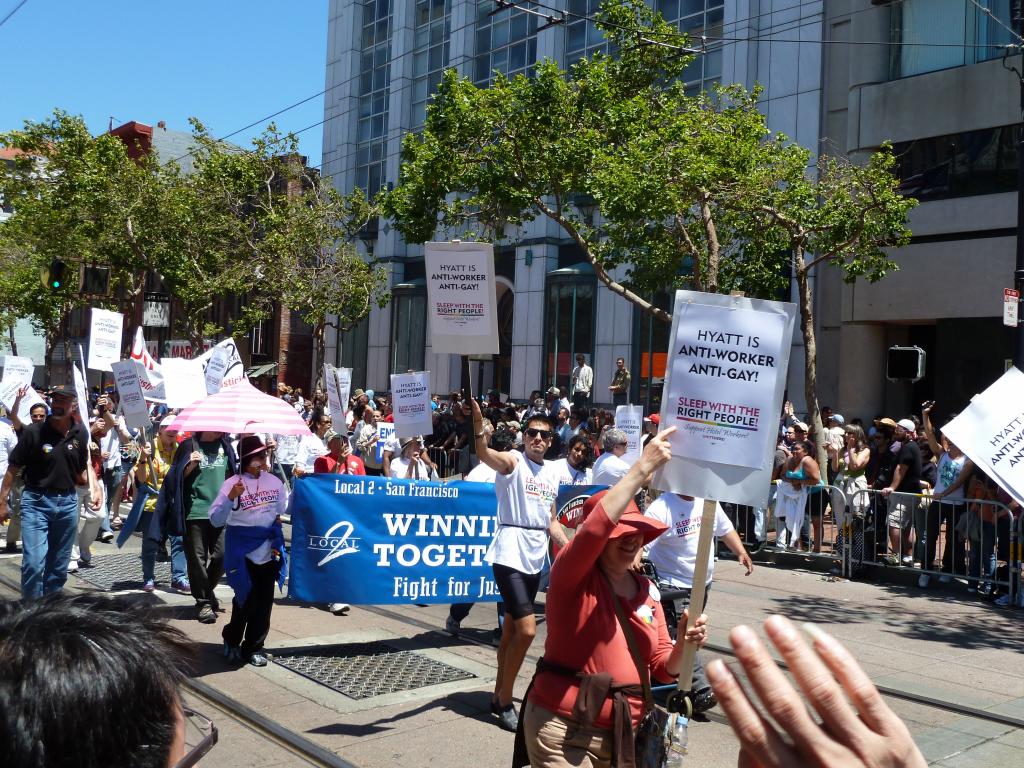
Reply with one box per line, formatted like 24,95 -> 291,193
529,503 -> 675,728
313,454 -> 366,475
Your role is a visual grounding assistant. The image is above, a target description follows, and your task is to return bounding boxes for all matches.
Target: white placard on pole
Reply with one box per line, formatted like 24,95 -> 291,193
424,241 -> 500,355
1003,288 -> 1020,328
336,367 -> 352,414
942,366 -> 1024,507
161,357 -> 208,409
72,364 -> 90,428
87,308 -> 124,372
324,363 -> 343,421
0,355 -> 45,422
652,290 -> 796,508
614,405 -> 644,465
111,361 -> 152,430
195,338 -> 246,389
391,371 -> 433,439
130,327 -> 166,402
204,345 -> 230,394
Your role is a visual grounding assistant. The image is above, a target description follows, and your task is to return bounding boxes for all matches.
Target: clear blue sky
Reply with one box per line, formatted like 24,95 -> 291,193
0,0 -> 328,167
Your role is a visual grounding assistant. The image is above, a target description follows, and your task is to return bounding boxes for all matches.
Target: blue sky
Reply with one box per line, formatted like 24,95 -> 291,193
0,0 -> 328,166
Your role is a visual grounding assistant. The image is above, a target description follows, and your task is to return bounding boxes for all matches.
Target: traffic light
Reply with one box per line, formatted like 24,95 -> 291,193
40,259 -> 68,291
886,346 -> 926,382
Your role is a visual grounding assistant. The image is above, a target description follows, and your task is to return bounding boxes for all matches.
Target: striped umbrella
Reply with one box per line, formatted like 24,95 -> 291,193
169,379 -> 312,436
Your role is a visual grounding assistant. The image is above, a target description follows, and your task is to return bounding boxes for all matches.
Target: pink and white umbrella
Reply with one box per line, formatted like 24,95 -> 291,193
169,380 -> 311,436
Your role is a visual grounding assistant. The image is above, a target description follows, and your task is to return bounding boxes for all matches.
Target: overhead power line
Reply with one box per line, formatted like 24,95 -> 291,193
0,0 -> 29,30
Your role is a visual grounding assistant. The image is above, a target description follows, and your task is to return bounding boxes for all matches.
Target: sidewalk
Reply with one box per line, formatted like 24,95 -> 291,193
1,530 -> 1021,767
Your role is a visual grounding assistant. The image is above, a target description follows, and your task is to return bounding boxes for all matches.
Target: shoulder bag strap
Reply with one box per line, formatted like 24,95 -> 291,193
599,569 -> 655,713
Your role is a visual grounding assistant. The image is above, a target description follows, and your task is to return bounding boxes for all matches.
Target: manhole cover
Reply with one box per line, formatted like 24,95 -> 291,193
275,642 -> 475,699
75,552 -> 172,591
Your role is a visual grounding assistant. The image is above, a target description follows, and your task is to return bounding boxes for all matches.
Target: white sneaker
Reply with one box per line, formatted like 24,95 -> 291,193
329,603 -> 350,615
917,574 -> 930,588
901,556 -> 914,566
938,574 -> 952,584
67,560 -> 79,573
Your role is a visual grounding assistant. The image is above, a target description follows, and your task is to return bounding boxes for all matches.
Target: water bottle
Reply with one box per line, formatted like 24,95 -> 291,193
664,713 -> 688,768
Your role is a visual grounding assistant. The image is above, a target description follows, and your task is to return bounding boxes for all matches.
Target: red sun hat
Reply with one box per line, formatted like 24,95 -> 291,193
580,490 -> 668,545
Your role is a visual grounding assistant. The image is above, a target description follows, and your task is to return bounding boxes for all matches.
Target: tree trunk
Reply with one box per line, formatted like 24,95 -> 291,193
7,323 -> 17,356
794,256 -> 827,472
313,321 -> 326,392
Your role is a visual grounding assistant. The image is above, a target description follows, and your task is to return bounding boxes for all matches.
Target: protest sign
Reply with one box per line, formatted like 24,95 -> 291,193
195,338 -> 246,389
130,327 -> 165,402
376,422 -> 396,464
652,290 -> 796,508
614,405 -> 644,465
204,345 -> 229,394
391,371 -> 432,438
336,367 -> 352,413
111,361 -> 151,430
553,484 -> 608,556
942,366 -> 1024,507
87,308 -> 124,372
0,355 -> 45,422
288,474 -> 500,605
424,241 -> 500,355
72,363 -> 90,428
161,357 -> 207,409
324,363 -> 343,420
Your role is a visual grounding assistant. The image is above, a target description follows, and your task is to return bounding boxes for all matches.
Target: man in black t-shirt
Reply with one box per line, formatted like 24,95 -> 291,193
881,418 -> 922,565
0,385 -> 99,599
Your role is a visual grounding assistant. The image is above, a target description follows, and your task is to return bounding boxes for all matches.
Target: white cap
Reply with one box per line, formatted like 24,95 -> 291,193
896,418 -> 916,432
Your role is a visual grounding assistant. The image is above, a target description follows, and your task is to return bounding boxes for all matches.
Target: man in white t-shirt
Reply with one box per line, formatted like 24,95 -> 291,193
591,428 -> 631,485
471,398 -> 561,732
645,493 -> 753,715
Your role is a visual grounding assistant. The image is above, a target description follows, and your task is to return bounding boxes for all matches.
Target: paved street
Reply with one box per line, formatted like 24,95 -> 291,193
2,522 -> 1021,768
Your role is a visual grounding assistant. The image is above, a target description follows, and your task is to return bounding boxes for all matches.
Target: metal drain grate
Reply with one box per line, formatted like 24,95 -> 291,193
274,642 -> 475,699
75,552 -> 172,591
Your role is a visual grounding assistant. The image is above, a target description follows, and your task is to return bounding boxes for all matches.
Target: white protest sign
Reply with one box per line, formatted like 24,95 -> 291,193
376,422 -> 396,464
161,357 -> 208,409
72,364 -> 90,428
615,405 -> 644,465
204,345 -> 230,394
87,308 -> 124,372
424,241 -> 499,355
336,367 -> 352,413
111,361 -> 151,430
942,366 -> 1024,507
130,327 -> 166,402
0,355 -> 45,422
391,371 -> 433,439
195,338 -> 246,389
324,363 -> 343,422
652,290 -> 796,508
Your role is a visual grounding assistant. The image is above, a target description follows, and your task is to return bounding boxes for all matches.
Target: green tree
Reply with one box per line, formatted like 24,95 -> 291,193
383,0 -> 915,461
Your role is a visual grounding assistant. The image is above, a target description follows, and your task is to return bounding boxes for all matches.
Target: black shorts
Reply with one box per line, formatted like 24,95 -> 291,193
492,563 -> 541,620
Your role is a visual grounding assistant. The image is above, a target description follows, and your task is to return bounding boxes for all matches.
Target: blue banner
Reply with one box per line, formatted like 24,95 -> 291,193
289,474 -> 501,605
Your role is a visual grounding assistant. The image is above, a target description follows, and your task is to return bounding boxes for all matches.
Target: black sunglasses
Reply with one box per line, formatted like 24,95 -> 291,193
525,428 -> 553,440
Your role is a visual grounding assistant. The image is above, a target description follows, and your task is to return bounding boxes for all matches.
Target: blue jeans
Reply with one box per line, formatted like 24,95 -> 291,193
139,509 -> 186,583
20,488 -> 79,599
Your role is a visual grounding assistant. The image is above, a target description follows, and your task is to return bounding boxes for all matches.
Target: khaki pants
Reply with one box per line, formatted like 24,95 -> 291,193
524,700 -> 613,768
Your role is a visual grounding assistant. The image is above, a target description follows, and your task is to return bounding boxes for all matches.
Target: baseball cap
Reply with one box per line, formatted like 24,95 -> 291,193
49,384 -> 77,399
830,413 -> 845,425
897,418 -> 916,432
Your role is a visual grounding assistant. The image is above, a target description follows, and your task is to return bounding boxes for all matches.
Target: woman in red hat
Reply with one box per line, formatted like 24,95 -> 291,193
515,427 -> 708,768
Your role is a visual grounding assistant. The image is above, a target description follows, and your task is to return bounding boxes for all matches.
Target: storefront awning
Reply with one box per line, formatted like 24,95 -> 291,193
246,362 -> 278,378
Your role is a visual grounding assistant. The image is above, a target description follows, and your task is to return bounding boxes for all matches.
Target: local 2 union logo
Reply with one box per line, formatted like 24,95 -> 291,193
308,520 -> 360,567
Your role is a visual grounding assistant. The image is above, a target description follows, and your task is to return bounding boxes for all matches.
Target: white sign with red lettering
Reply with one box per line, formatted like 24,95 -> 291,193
1003,288 -> 1019,328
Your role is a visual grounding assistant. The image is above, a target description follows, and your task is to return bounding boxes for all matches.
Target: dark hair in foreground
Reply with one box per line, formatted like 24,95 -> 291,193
0,592 -> 194,768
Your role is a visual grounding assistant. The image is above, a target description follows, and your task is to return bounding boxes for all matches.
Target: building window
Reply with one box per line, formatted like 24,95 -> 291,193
894,123 -> 1020,202
893,0 -> 1013,78
338,316 -> 370,391
412,0 -> 450,127
544,267 -> 596,392
656,0 -> 724,95
356,0 -> 392,194
474,0 -> 538,85
391,283 -> 427,373
565,0 -> 613,69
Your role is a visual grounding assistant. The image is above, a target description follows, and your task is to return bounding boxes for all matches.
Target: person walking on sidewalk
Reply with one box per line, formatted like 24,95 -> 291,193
471,397 -> 562,732
0,385 -> 97,599
209,436 -> 287,667
155,431 -> 238,623
644,493 -> 754,716
3,391 -> 47,553
134,418 -> 189,593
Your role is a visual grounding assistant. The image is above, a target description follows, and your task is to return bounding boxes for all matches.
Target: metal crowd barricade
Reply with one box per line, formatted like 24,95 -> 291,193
758,483 -> 852,570
427,445 -> 470,480
844,487 -> 1018,601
